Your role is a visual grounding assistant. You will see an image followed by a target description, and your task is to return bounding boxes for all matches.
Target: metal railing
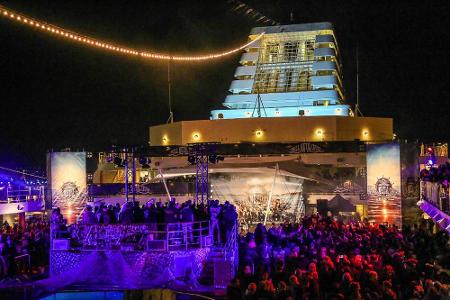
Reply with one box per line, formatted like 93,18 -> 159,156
223,220 -> 238,277
0,186 -> 45,203
420,181 -> 450,214
14,253 -> 31,274
52,221 -> 212,251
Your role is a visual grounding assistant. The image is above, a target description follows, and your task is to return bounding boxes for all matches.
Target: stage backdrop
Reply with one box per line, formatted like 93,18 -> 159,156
48,152 -> 87,224
210,170 -> 304,227
367,143 -> 402,226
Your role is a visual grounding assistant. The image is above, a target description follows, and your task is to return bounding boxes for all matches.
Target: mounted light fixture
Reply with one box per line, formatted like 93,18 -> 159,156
192,132 -> 201,141
139,157 -> 151,168
315,129 -> 323,136
255,129 -> 264,138
187,155 -> 196,165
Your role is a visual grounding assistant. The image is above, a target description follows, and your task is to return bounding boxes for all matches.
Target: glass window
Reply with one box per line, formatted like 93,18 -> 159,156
284,42 -> 298,62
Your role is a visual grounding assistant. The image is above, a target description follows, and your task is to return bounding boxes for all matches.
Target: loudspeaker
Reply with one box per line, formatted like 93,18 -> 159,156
214,260 -> 232,289
316,199 -> 329,216
52,239 -> 70,250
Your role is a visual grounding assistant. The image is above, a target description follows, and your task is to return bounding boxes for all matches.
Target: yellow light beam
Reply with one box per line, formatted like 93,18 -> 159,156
0,4 -> 264,62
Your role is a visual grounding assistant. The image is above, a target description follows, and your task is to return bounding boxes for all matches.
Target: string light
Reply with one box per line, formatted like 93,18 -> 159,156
0,4 -> 264,62
0,166 -> 46,179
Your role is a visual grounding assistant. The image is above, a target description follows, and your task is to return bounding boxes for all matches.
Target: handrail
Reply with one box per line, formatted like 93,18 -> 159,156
1,186 -> 45,203
70,221 -> 210,226
420,181 -> 449,214
14,253 -> 31,274
0,198 -> 44,204
223,220 -> 238,277
53,221 -> 212,251
422,197 -> 449,215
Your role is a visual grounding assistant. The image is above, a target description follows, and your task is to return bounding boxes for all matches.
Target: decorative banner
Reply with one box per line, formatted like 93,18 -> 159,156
48,152 -> 87,224
366,143 -> 402,226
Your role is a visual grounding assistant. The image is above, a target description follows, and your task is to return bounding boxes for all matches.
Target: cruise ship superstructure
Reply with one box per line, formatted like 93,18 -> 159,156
211,23 -> 350,120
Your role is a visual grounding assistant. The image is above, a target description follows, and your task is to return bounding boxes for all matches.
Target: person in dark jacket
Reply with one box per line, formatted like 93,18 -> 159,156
227,277 -> 242,300
244,282 -> 258,300
181,200 -> 194,243
119,202 -> 134,224
209,200 -> 221,245
100,206 -> 112,224
81,205 -> 97,225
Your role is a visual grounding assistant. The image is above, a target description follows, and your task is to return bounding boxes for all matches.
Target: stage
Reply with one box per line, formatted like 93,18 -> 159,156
48,222 -> 235,290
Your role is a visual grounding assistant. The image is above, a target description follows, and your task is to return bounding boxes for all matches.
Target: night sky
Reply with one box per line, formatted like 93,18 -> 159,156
0,0 -> 449,169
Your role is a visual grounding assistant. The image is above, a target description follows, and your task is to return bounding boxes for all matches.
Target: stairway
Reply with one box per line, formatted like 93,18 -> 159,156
198,246 -> 233,288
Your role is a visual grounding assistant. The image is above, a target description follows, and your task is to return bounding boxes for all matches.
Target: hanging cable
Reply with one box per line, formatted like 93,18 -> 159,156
0,166 -> 46,179
0,4 -> 264,62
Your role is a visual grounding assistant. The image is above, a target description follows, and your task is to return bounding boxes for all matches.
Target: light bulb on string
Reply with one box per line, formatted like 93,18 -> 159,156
0,4 -> 264,62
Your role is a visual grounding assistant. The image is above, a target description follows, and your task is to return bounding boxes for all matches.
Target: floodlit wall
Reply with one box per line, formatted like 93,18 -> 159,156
149,116 -> 393,146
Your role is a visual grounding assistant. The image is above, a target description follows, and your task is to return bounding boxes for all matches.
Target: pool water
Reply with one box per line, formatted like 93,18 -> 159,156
37,289 -> 219,300
39,291 -> 125,300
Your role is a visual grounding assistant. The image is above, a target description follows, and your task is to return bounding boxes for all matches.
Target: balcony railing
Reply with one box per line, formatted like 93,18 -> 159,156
0,186 -> 45,203
52,221 -> 212,252
421,181 -> 449,214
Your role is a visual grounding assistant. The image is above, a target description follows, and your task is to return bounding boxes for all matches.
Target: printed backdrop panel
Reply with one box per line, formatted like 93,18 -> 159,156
367,143 -> 402,226
49,152 -> 87,224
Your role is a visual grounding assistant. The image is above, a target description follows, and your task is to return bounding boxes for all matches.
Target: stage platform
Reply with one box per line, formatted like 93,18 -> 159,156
49,222 -> 236,290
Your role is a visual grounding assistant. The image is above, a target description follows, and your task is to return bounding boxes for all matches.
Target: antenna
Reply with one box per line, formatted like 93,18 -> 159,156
251,92 -> 267,118
355,43 -> 363,117
166,58 -> 174,124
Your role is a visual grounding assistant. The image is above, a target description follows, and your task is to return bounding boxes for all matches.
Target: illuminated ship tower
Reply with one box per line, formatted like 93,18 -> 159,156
211,22 -> 350,120
150,23 -> 392,145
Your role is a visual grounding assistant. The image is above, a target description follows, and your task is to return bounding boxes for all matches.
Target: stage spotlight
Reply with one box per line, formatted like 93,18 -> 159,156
208,154 -> 216,164
425,146 -> 436,166
139,157 -> 151,168
187,155 -> 196,165
113,156 -> 124,167
208,154 -> 224,164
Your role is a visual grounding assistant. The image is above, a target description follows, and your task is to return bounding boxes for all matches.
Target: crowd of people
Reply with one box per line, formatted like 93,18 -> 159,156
228,215 -> 450,300
51,198 -> 238,245
3,199 -> 450,300
0,216 -> 50,281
